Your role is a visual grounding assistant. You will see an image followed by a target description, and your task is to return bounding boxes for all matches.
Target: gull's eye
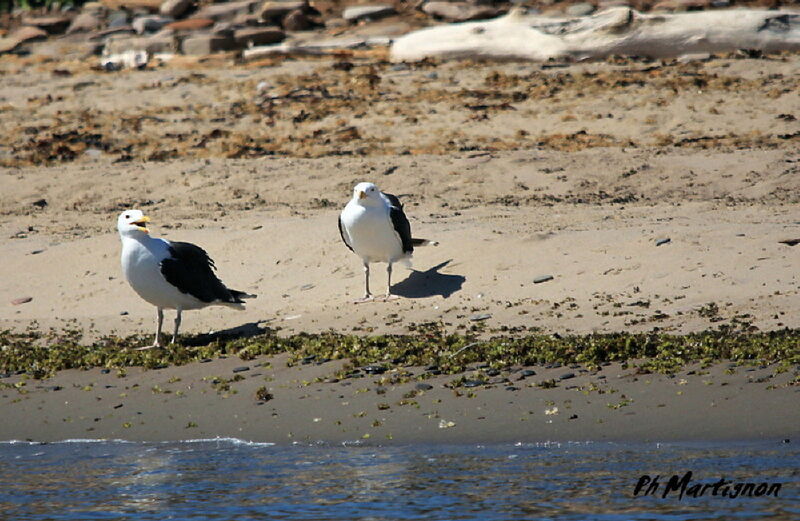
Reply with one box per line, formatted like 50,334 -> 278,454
124,214 -> 130,219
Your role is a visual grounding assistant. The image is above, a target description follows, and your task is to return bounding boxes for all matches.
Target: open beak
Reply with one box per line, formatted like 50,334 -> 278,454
359,191 -> 367,200
132,215 -> 150,233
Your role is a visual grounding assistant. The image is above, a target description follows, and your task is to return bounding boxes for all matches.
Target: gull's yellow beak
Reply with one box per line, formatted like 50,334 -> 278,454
359,191 -> 367,200
132,215 -> 150,233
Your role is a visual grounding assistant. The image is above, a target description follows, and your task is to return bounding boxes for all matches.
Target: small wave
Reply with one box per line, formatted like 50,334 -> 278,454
0,437 -> 275,447
180,437 -> 276,447
0,438 -> 133,445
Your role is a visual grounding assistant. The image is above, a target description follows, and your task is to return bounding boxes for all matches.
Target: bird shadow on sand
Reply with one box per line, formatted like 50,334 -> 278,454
392,260 -> 465,299
182,320 -> 274,346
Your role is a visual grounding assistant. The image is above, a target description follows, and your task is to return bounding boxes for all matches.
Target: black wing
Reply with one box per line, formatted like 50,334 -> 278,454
160,241 -> 243,304
338,215 -> 354,252
383,192 -> 413,254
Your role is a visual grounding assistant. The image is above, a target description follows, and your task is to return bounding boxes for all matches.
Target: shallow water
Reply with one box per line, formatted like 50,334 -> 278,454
0,439 -> 797,520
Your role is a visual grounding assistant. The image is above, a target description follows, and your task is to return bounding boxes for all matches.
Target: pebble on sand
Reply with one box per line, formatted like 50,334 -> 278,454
11,297 -> 33,306
533,275 -> 554,284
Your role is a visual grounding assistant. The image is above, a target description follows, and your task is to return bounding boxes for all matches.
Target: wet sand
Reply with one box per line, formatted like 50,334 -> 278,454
1,356 -> 797,444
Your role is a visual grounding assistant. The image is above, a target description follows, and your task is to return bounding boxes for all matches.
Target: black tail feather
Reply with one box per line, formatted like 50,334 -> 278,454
229,289 -> 257,303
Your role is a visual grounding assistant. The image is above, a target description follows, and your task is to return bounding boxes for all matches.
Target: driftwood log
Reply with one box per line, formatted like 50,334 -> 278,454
390,7 -> 800,62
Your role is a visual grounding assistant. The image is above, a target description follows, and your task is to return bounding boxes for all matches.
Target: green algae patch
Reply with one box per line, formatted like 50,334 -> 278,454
0,327 -> 798,379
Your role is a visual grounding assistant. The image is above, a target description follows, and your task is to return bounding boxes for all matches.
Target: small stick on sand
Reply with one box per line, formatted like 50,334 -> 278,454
449,341 -> 481,358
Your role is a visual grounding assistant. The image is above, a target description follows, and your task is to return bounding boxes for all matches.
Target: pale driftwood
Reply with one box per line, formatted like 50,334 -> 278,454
390,7 -> 800,62
242,36 -> 390,60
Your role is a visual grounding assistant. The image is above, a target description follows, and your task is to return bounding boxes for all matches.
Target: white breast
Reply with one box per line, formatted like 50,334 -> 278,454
120,237 -> 204,310
341,202 -> 405,264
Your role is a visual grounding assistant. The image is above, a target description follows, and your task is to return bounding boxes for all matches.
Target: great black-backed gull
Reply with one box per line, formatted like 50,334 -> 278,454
117,210 -> 256,348
338,182 -> 436,302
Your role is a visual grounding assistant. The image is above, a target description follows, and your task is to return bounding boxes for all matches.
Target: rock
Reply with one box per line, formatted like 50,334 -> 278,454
281,9 -> 313,31
259,0 -> 307,21
363,365 -> 386,375
11,25 -> 49,44
101,0 -> 162,10
469,313 -> 492,321
652,0 -> 709,12
21,16 -> 71,34
343,5 -> 396,23
566,2 -> 595,16
160,0 -> 192,18
462,379 -> 484,388
422,2 -> 500,22
677,52 -> 711,62
145,34 -> 178,53
656,238 -> 671,246
212,22 -> 235,37
0,38 -> 19,54
233,13 -> 264,25
779,238 -> 800,246
192,1 -> 257,21
132,15 -> 173,34
597,0 -> 630,7
415,383 -> 434,391
182,33 -> 239,54
89,26 -> 136,41
165,18 -> 214,31
104,33 -> 177,56
325,17 -> 348,29
11,297 -> 33,305
83,1 -> 106,12
533,275 -> 554,284
559,372 -> 575,380
234,26 -> 285,46
108,10 -> 130,28
232,366 -> 250,373
101,48 -> 148,69
67,12 -> 103,34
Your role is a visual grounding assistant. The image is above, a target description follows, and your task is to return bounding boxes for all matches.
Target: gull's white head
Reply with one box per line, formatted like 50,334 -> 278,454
117,209 -> 151,237
352,182 -> 381,206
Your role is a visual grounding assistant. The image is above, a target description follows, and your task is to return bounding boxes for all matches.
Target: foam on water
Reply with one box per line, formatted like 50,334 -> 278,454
181,437 -> 276,447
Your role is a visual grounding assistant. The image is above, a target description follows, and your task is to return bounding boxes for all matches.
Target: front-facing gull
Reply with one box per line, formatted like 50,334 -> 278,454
117,210 -> 256,348
339,182 -> 436,302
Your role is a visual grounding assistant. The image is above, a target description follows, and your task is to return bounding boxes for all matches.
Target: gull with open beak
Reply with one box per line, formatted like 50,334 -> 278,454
117,209 -> 256,348
338,182 -> 436,302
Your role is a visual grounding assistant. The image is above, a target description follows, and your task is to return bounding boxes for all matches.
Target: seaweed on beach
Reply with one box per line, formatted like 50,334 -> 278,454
1,326 -> 798,380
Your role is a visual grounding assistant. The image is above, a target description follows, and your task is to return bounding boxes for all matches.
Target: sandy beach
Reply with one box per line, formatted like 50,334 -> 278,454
1,45 -> 799,444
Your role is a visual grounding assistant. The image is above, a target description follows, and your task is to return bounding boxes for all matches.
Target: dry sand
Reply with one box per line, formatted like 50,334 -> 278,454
1,49 -> 798,443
